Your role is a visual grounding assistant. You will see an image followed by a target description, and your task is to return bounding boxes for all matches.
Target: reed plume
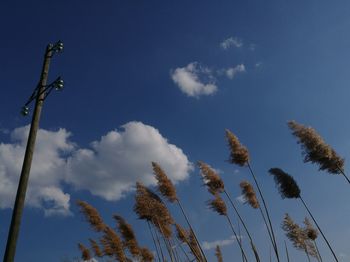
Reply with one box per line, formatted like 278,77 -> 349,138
140,247 -> 154,262
152,161 -> 178,202
269,168 -> 301,199
288,120 -> 346,177
154,162 -> 207,261
215,245 -> 223,262
282,214 -> 318,261
113,215 -> 140,257
198,161 -> 225,195
175,223 -> 188,243
225,129 -> 249,166
304,217 -> 322,262
77,200 -> 106,232
269,168 -> 338,261
89,238 -> 103,257
240,181 -> 259,209
208,194 -> 247,261
78,243 -> 91,261
100,226 -> 126,261
225,129 -> 280,262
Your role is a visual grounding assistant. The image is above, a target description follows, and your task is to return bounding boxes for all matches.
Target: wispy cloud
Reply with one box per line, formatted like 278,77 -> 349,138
225,64 -> 246,79
220,37 -> 243,50
171,62 -> 217,97
202,235 -> 240,250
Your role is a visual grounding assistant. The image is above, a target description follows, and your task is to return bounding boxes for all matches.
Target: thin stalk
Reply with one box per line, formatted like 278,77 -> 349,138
258,205 -> 275,255
147,221 -> 161,262
225,215 -> 248,262
304,247 -> 311,262
237,217 -> 245,262
155,220 -> 175,262
247,162 -> 280,262
170,238 -> 181,262
336,166 -> 350,184
314,240 -> 323,262
299,196 -> 339,262
269,245 -> 272,262
224,190 -> 260,262
176,239 -> 191,262
176,199 -> 207,262
284,240 -> 290,262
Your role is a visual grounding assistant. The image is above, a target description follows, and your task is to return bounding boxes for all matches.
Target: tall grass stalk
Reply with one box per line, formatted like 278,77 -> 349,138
284,240 -> 290,262
147,221 -> 162,262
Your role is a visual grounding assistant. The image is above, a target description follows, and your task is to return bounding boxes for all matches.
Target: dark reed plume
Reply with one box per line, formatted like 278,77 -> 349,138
282,214 -> 317,261
225,129 -> 280,262
304,217 -> 322,262
269,168 -> 301,199
269,167 -> 338,261
215,245 -> 223,262
207,194 -> 248,262
100,225 -> 127,261
78,243 -> 91,261
240,181 -> 259,209
89,238 -> 103,257
113,214 -> 141,258
198,161 -> 225,195
288,120 -> 349,183
76,200 -> 106,232
153,162 -> 207,261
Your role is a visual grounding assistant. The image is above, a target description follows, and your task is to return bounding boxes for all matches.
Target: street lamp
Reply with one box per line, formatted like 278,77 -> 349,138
4,41 -> 64,262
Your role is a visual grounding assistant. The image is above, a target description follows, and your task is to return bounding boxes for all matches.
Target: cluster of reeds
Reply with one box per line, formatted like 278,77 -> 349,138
74,120 -> 346,262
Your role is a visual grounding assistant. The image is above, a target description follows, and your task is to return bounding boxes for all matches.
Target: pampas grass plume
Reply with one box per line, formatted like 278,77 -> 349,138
269,168 -> 301,199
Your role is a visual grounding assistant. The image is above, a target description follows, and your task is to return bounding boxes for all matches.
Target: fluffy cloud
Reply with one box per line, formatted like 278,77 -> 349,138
0,122 -> 192,216
0,126 -> 74,216
66,121 -> 192,200
171,62 -> 217,97
225,64 -> 245,79
202,235 -> 239,250
220,37 -> 243,50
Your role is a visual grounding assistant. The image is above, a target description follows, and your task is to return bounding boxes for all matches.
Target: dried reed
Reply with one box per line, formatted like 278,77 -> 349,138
89,238 -> 103,257
152,161 -> 178,202
100,225 -> 126,261
269,168 -> 301,199
215,245 -> 223,262
225,129 -> 280,262
78,243 -> 91,261
240,181 -> 259,209
76,200 -> 106,232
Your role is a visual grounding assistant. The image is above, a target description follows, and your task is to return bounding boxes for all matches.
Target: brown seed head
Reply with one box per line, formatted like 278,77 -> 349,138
225,129 -> 250,166
189,229 -> 203,261
77,200 -> 106,232
288,120 -> 344,174
303,217 -> 318,241
215,245 -> 223,262
152,162 -> 177,202
198,161 -> 225,195
101,226 -> 126,261
78,243 -> 91,261
208,194 -> 227,216
89,238 -> 103,257
175,223 -> 189,243
269,168 -> 301,199
140,247 -> 154,262
240,180 -> 259,209
114,214 -> 140,257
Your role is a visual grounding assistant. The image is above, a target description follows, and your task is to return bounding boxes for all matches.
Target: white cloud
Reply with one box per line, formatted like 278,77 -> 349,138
225,64 -> 245,79
171,62 -> 217,97
220,37 -> 243,50
66,121 -> 193,200
0,126 -> 74,216
202,235 -> 240,250
0,122 -> 192,216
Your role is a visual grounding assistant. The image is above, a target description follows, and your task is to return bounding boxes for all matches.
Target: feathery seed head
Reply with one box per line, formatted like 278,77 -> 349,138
225,129 -> 250,166
175,223 -> 188,243
78,243 -> 91,261
77,200 -> 106,232
140,247 -> 154,262
198,161 -> 225,195
303,217 -> 318,241
240,180 -> 259,208
208,194 -> 227,216
269,168 -> 301,199
152,162 -> 177,202
89,238 -> 103,257
114,214 -> 140,257
101,226 -> 126,261
288,120 -> 344,174
215,245 -> 223,262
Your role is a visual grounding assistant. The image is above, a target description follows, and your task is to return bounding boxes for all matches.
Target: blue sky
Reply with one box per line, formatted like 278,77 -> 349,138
1,0 -> 350,261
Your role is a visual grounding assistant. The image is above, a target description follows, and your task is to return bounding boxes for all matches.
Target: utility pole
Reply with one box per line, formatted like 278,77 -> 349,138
4,41 -> 64,262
